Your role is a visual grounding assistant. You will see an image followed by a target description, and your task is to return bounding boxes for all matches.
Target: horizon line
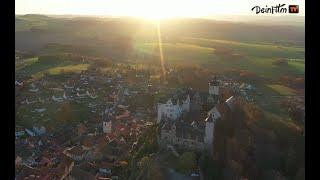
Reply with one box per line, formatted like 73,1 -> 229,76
15,13 -> 305,17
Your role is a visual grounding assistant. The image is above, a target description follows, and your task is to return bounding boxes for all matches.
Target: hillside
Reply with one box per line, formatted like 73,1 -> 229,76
15,15 -> 305,52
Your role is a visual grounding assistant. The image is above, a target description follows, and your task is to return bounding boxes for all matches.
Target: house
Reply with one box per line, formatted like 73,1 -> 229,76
95,134 -> 110,150
68,167 -> 95,180
33,126 -> 46,136
87,90 -> 98,99
29,88 -> 39,93
15,131 -> 25,138
15,80 -> 23,86
77,123 -> 87,136
40,150 -> 56,167
52,95 -> 64,102
82,136 -> 94,150
15,164 -> 42,180
64,83 -> 74,89
15,155 -> 22,165
98,162 -> 113,175
50,155 -> 74,180
25,156 -> 38,167
34,108 -> 47,113
78,162 -> 98,175
124,88 -> 130,96
65,146 -> 87,161
25,98 -> 36,105
25,128 -> 36,137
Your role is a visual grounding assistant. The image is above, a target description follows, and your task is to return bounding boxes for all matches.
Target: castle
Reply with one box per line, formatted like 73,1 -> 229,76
158,79 -> 235,152
157,94 -> 190,124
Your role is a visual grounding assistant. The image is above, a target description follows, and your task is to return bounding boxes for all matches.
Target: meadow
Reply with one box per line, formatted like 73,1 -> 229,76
267,84 -> 297,96
47,64 -> 89,75
134,38 -> 304,79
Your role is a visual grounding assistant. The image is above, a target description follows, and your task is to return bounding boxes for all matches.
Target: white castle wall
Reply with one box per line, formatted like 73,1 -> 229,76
157,95 -> 190,124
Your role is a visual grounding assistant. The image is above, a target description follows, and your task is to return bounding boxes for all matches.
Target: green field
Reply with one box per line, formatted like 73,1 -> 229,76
47,64 -> 89,75
15,57 -> 39,71
288,61 -> 305,74
16,15 -> 305,80
15,55 -> 91,80
267,84 -> 297,95
134,38 -> 304,78
135,42 -> 220,65
181,37 -> 305,59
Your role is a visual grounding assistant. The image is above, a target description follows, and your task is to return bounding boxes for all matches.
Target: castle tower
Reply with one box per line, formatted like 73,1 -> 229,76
191,92 -> 202,113
181,95 -> 190,112
204,107 -> 221,150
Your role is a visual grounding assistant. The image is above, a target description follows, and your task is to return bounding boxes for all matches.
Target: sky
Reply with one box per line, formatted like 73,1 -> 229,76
15,0 -> 305,19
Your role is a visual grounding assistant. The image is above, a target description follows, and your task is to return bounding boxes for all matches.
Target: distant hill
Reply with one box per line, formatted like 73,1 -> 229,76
15,15 -> 305,56
204,15 -> 305,27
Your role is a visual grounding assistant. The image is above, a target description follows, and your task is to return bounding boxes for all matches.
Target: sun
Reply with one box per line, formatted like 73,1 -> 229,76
117,0 -> 193,20
140,13 -> 174,20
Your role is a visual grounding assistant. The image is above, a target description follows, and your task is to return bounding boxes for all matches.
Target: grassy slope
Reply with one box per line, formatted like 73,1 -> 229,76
15,16 -> 305,79
135,39 -> 304,78
47,64 -> 89,75
181,37 -> 304,59
15,57 -> 39,71
267,84 -> 297,96
135,42 -> 217,64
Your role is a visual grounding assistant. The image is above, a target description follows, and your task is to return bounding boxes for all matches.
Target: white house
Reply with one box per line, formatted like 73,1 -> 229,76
99,162 -> 113,175
29,88 -> 39,93
25,129 -> 35,137
15,131 -> 25,137
34,108 -> 47,113
52,95 -> 63,102
33,126 -> 46,136
15,81 -> 23,86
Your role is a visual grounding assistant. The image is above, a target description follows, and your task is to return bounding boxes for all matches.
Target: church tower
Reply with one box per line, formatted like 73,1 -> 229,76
208,76 -> 220,105
103,121 -> 112,134
102,110 -> 112,134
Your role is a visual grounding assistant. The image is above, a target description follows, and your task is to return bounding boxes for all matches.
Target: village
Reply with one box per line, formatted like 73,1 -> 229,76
15,64 -> 160,179
15,61 -> 305,179
16,72 -> 210,179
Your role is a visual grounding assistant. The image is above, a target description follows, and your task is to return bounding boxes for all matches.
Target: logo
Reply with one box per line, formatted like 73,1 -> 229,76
251,4 -> 299,14
289,5 -> 299,13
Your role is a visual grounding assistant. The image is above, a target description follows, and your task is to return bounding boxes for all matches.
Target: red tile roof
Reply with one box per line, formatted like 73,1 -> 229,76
66,146 -> 86,156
